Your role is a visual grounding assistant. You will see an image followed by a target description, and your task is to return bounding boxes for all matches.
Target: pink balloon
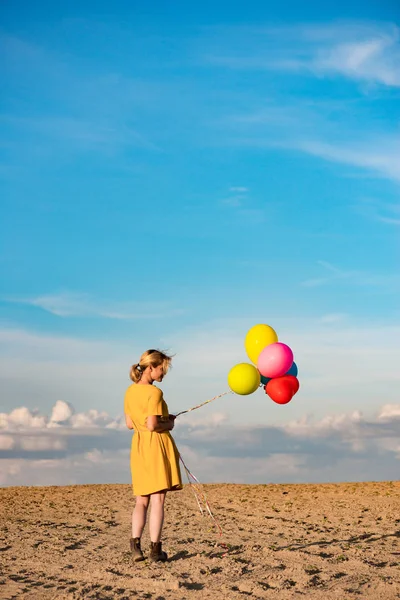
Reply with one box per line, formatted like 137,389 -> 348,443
257,343 -> 294,379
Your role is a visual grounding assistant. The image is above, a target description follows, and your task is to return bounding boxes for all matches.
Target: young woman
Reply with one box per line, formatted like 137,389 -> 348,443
124,349 -> 182,562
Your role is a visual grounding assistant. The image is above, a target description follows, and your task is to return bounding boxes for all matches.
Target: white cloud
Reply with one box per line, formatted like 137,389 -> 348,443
356,198 -> 400,226
313,31 -> 400,86
283,410 -> 364,437
220,184 -> 250,209
0,401 -> 125,433
1,400 -> 399,487
0,326 -> 112,360
204,22 -> 400,186
221,195 -> 243,207
296,139 -> 400,184
318,313 -> 347,324
0,113 -> 161,157
4,291 -> 185,320
84,449 -> 104,463
0,435 -> 15,450
205,21 -> 400,87
50,400 -> 74,424
0,452 -> 130,487
19,436 -> 67,452
378,404 -> 400,421
177,403 -> 400,484
301,260 -> 400,288
0,32 -> 165,167
224,109 -> 400,186
222,105 -> 400,188
70,409 -> 118,429
5,407 -> 48,430
181,411 -> 229,429
1,319 -> 400,428
229,186 -> 248,192
178,449 -> 305,484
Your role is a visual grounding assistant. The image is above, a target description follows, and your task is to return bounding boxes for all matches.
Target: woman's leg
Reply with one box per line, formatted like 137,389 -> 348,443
132,495 -> 150,538
149,491 -> 167,543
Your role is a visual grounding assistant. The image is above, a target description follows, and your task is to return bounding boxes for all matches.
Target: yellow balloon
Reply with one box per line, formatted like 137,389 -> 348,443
228,363 -> 261,395
245,323 -> 278,365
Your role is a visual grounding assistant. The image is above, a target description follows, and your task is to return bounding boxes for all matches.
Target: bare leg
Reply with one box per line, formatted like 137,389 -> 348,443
149,491 -> 167,543
132,495 -> 150,538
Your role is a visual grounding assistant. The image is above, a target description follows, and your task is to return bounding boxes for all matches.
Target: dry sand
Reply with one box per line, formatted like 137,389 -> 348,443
1,481 -> 399,599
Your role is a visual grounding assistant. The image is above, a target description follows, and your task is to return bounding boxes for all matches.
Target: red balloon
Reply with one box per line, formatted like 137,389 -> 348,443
266,378 -> 293,404
280,375 -> 300,395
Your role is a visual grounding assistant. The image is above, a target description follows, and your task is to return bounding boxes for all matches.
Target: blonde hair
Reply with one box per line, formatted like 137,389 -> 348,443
130,349 -> 173,383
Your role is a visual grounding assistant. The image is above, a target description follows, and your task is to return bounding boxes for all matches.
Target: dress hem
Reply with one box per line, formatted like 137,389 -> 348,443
132,484 -> 183,497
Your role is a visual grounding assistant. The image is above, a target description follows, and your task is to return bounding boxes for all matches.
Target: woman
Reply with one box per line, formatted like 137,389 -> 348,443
124,349 -> 182,562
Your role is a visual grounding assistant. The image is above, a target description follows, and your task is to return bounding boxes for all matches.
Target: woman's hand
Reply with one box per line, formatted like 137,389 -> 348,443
125,413 -> 134,430
146,415 -> 175,432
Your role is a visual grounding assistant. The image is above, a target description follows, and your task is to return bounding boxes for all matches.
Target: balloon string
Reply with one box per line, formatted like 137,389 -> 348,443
175,391 -> 232,418
179,452 -> 226,544
175,394 -> 231,553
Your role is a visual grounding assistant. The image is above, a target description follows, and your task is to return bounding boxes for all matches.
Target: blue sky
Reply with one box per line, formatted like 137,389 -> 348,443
1,1 -> 399,485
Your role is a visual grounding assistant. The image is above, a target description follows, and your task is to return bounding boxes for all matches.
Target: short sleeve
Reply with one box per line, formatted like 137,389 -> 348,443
147,387 -> 164,416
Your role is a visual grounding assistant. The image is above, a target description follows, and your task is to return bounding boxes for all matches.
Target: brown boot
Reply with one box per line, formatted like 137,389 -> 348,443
149,541 -> 168,562
130,537 -> 145,562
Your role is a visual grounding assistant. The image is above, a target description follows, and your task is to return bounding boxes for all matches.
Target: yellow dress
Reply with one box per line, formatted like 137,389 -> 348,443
124,384 -> 183,496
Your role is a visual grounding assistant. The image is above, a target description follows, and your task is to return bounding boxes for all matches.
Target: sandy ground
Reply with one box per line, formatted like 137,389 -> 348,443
0,481 -> 399,600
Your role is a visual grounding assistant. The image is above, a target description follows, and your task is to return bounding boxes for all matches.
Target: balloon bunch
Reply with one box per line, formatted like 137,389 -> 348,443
227,324 -> 300,405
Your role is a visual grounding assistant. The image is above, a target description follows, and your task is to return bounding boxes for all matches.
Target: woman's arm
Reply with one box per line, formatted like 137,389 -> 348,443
146,415 -> 175,432
125,414 -> 134,430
